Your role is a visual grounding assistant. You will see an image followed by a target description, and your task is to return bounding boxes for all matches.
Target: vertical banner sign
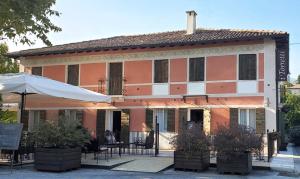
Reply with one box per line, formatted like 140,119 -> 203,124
276,48 -> 289,81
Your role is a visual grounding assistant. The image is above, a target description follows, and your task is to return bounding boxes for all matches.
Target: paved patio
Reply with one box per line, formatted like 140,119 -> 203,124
0,165 -> 298,179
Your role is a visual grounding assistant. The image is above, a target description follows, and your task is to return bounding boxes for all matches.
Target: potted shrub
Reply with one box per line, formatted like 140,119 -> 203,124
171,122 -> 210,171
32,116 -> 90,172
214,125 -> 262,175
290,126 -> 300,146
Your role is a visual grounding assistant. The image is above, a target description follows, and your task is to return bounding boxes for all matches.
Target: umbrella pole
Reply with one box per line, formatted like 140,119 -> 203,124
20,93 -> 25,123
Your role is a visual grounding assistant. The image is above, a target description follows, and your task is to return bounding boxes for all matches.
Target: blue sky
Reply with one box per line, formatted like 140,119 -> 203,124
7,0 -> 300,79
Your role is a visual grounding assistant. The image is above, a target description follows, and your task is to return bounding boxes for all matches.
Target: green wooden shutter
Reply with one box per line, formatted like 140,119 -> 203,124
121,109 -> 130,144
96,110 -> 106,144
39,110 -> 46,121
189,57 -> 204,81
31,67 -> 42,76
230,108 -> 239,128
145,109 -> 153,130
76,110 -> 84,123
58,110 -> 65,119
109,63 -> 123,95
239,54 -> 257,80
167,109 -> 175,132
178,108 -> 188,132
154,59 -> 168,83
256,108 -> 266,134
67,64 -> 79,86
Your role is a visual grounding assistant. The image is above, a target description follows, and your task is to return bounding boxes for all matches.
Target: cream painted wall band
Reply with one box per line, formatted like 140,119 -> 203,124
21,44 -> 264,67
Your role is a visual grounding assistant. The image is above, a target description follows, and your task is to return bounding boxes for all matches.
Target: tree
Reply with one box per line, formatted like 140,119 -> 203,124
284,93 -> 300,127
0,43 -> 19,123
0,43 -> 18,73
0,0 -> 61,46
297,75 -> 300,84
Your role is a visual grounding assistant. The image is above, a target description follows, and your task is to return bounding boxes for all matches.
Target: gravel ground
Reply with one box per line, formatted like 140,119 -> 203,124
0,165 -> 299,179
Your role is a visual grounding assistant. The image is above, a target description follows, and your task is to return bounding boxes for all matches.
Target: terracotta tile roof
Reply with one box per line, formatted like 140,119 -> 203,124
8,28 -> 288,58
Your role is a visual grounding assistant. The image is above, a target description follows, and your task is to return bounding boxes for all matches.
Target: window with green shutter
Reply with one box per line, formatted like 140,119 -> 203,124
67,64 -> 79,86
154,59 -> 168,83
167,109 -> 175,132
31,67 -> 42,76
145,109 -> 153,130
239,54 -> 257,80
189,57 -> 204,81
109,63 -> 123,95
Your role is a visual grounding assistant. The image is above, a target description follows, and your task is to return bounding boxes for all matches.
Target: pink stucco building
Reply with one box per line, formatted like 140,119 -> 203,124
9,11 -> 289,149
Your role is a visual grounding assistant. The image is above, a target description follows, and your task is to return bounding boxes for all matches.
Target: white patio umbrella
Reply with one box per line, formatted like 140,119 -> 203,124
0,73 -> 111,122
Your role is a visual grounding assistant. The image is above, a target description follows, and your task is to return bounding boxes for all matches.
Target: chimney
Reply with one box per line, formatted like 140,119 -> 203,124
186,10 -> 197,34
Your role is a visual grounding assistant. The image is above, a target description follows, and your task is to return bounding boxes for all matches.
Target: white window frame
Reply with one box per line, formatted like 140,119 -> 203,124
238,108 -> 256,129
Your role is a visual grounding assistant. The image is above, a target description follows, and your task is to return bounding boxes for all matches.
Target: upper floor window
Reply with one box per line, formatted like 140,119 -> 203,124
239,109 -> 256,130
239,54 -> 257,80
67,64 -> 79,86
154,59 -> 168,83
189,57 -> 204,81
32,67 -> 42,76
109,62 -> 123,95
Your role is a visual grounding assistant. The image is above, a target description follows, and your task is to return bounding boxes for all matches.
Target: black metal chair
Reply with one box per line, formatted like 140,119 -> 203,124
134,130 -> 154,155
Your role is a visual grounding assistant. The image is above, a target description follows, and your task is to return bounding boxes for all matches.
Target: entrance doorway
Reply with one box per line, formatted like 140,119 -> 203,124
190,109 -> 204,130
113,111 -> 121,141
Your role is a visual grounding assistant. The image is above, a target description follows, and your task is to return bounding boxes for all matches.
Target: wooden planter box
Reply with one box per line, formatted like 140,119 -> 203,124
174,150 -> 210,171
217,151 -> 252,174
35,147 -> 81,172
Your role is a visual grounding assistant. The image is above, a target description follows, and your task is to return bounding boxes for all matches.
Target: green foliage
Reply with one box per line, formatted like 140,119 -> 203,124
0,0 -> 61,46
297,75 -> 300,84
0,109 -> 17,123
0,43 -> 18,73
290,126 -> 300,146
32,115 -> 91,148
0,43 -> 18,123
284,93 -> 300,127
214,125 -> 262,154
171,122 -> 210,156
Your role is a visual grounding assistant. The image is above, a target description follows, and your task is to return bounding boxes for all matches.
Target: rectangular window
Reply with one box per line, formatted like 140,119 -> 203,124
156,109 -> 175,132
239,54 -> 257,80
238,109 -> 256,129
154,59 -> 168,83
189,57 -> 205,81
30,110 -> 46,131
59,109 -> 83,123
31,67 -> 42,76
109,62 -> 123,95
67,64 -> 79,86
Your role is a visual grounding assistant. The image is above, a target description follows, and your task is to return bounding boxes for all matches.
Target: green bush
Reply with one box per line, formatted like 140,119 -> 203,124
32,115 -> 90,148
290,126 -> 300,146
171,122 -> 210,158
214,125 -> 262,155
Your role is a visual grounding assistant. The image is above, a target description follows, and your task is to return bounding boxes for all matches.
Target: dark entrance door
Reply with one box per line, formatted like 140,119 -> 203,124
190,109 -> 204,130
96,110 -> 106,144
113,111 -> 121,141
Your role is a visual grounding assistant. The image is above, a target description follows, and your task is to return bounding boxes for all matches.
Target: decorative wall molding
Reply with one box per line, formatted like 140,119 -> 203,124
21,44 -> 264,67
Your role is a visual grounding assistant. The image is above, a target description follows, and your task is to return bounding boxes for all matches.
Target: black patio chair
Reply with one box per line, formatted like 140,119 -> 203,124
134,130 -> 154,155
82,138 -> 99,159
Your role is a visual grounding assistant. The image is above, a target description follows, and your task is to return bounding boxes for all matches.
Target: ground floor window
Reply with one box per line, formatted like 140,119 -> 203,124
59,110 -> 83,123
238,109 -> 256,129
155,109 -> 175,133
29,110 -> 46,131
